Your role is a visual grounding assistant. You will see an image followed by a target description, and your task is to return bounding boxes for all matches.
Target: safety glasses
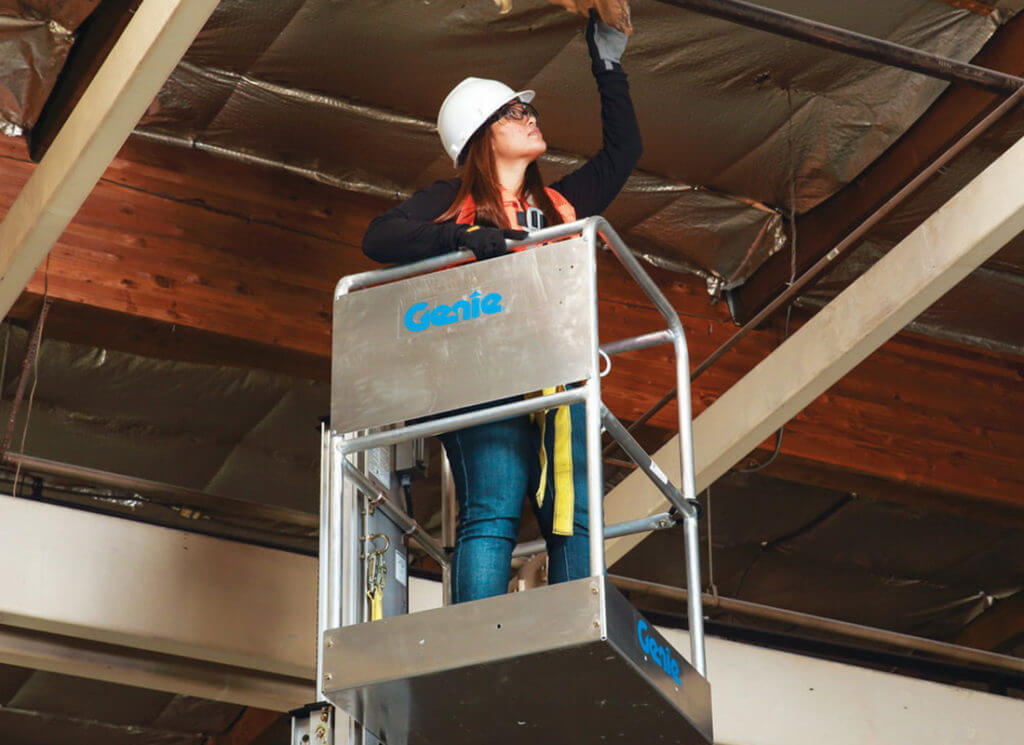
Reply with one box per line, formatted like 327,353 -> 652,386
490,101 -> 539,125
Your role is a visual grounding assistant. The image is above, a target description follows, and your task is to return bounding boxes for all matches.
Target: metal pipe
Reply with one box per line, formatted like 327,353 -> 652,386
587,217 -> 708,675
600,330 -> 674,357
340,388 -> 587,454
440,445 -> 457,606
512,511 -> 677,559
342,462 -> 448,568
600,405 -> 697,519
654,0 -> 1024,94
316,425 -> 330,700
583,222 -> 608,578
336,218 -> 597,299
2,452 -> 317,530
681,514 -> 707,675
608,575 -> 1024,676
327,439 -> 344,631
339,446 -> 362,629
671,324 -> 707,676
615,82 -> 1024,437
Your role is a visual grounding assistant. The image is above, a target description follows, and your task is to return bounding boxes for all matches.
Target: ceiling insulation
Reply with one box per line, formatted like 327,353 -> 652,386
0,0 -> 1016,288
124,0 -> 1007,288
0,0 -> 99,135
0,664 -> 248,745
0,324 -> 327,516
796,102 -> 1024,356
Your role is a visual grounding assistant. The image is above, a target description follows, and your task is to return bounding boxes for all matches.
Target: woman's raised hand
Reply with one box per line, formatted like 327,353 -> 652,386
586,9 -> 629,72
457,225 -> 530,261
549,1 -> 632,35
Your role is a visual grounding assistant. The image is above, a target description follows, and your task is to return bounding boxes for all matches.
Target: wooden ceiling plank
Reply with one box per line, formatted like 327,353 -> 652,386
603,127 -> 1024,565
0,0 -> 220,321
3,113 -> 1022,516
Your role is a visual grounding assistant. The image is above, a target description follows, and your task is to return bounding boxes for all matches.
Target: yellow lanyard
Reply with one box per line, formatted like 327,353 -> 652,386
531,387 -> 575,536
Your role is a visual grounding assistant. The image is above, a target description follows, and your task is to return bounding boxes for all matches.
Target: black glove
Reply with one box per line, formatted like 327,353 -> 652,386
457,225 -> 528,260
586,9 -> 628,73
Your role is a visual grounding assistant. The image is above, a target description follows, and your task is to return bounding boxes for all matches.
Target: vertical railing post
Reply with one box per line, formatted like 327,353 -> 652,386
583,220 -> 607,578
441,446 -> 457,605
673,331 -> 707,677
316,424 -> 331,699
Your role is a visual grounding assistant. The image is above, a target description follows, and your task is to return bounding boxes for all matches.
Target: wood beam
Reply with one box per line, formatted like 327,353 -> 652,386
2,136 -> 1021,516
603,128 -> 1024,565
759,452 -> 1024,532
0,0 -> 219,320
732,11 -> 1024,323
28,0 -> 143,161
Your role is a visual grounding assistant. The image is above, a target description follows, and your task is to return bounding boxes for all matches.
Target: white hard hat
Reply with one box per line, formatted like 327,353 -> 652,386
437,77 -> 535,166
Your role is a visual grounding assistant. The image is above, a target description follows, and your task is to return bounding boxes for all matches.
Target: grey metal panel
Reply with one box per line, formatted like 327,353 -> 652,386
331,238 -> 596,432
321,578 -> 712,745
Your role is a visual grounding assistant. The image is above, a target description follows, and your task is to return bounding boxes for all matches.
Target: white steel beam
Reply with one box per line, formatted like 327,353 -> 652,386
3,495 -> 1022,742
660,627 -> 1024,745
0,495 -> 316,680
0,624 -> 311,712
602,131 -> 1024,566
0,0 -> 219,318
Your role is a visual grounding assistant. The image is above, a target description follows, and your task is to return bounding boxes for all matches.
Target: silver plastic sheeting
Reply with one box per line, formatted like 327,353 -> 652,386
133,0 -> 1013,289
0,1 -> 98,134
0,326 -> 327,516
796,100 -> 1024,356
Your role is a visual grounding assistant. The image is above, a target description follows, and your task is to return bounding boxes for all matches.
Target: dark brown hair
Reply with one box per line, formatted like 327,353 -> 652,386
436,125 -> 563,229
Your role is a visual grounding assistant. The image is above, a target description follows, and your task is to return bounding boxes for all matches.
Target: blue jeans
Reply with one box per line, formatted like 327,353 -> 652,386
437,402 -> 592,604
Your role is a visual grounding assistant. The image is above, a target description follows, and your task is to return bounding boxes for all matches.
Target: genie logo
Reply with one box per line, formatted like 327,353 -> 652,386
637,619 -> 682,686
403,290 -> 503,333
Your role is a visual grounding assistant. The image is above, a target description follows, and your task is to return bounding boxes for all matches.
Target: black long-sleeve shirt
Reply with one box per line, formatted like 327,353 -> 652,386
362,65 -> 642,264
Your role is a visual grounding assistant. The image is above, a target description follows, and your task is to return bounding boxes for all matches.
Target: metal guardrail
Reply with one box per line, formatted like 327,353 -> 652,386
322,216 -> 708,677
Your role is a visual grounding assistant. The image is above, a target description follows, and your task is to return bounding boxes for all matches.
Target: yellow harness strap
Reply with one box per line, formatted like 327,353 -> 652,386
532,387 -> 575,536
369,587 -> 383,622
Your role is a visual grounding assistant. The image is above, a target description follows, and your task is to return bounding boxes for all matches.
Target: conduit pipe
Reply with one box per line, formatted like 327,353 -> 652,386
2,452 -> 317,530
653,0 -> 1024,94
609,575 -> 1024,677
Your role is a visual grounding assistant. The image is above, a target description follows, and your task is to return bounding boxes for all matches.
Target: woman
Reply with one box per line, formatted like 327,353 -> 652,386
362,12 -> 641,603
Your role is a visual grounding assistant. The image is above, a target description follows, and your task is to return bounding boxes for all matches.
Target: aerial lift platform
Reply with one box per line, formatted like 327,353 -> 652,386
298,218 -> 713,745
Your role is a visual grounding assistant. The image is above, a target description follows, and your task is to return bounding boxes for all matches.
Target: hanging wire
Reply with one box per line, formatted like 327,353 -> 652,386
704,485 -> 719,600
734,86 -> 799,474
12,256 -> 51,495
0,321 -> 10,399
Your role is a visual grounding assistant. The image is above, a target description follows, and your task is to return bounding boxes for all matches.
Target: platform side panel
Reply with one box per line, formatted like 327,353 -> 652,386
322,578 -> 603,695
341,642 -> 713,745
604,580 -> 713,742
331,238 -> 596,432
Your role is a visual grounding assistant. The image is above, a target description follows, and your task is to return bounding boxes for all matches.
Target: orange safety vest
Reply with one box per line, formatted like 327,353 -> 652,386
453,187 -> 579,536
454,186 -> 577,236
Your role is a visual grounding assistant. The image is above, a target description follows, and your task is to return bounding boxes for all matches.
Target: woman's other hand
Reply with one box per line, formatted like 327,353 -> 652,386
587,8 -> 629,72
458,225 -> 529,260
